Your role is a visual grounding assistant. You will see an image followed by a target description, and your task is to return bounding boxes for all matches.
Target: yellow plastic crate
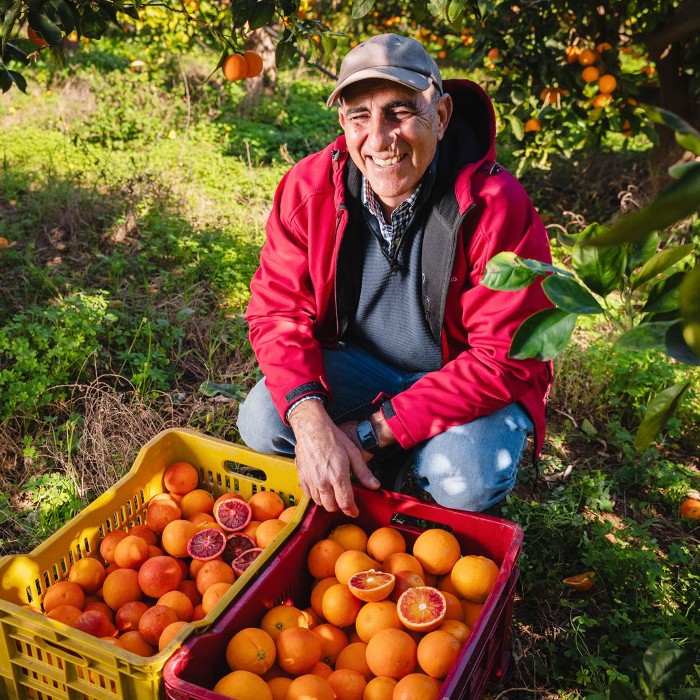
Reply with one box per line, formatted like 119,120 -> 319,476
0,428 -> 307,700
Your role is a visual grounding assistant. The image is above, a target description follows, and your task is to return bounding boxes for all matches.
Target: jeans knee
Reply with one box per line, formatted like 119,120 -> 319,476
236,383 -> 291,455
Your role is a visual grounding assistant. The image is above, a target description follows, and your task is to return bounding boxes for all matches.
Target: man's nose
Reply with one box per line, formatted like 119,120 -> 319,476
366,115 -> 396,150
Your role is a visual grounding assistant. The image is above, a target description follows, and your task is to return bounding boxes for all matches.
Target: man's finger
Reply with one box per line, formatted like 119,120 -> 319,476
318,486 -> 340,513
350,455 -> 381,491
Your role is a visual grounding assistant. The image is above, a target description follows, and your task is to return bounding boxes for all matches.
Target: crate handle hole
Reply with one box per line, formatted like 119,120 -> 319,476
223,461 -> 267,482
390,513 -> 455,535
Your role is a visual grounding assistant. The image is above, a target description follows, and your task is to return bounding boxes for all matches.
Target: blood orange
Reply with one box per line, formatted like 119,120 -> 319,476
214,496 -> 252,532
396,586 -> 447,632
186,528 -> 226,561
221,533 -> 257,564
348,569 -> 396,603
231,547 -> 263,577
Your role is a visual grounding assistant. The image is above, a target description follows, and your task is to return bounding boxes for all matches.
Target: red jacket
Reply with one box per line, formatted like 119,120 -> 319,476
246,78 -> 553,455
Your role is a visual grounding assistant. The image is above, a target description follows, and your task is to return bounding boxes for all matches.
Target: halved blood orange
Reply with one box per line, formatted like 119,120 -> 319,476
214,496 -> 252,532
396,586 -> 447,632
348,569 -> 396,602
562,571 -> 596,591
231,547 -> 263,577
221,533 -> 257,564
186,528 -> 227,561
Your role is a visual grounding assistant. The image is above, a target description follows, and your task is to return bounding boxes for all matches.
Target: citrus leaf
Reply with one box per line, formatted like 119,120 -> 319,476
607,678 -> 641,700
586,167 -> 700,246
230,0 -> 256,27
641,270 -> 684,314
665,322 -> 700,365
679,265 -> 700,356
351,0 -> 375,19
8,68 -> 26,92
643,104 -> 700,155
630,243 -> 695,290
542,275 -> 604,314
642,639 -> 697,693
2,42 -> 29,64
634,382 -> 690,451
427,0 -> 449,15
28,11 -> 62,44
0,67 -> 12,93
509,308 -> 578,360
507,114 -> 524,141
572,224 -> 626,297
446,0 -> 466,23
668,160 -> 700,179
248,0 -> 275,29
481,251 -> 539,290
616,322 -> 674,352
48,0 -> 77,33
275,39 -> 296,69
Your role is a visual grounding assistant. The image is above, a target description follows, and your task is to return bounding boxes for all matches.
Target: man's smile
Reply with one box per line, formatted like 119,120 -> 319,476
368,154 -> 406,167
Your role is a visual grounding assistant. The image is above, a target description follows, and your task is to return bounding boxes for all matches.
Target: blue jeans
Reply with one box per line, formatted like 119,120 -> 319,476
237,343 -> 533,512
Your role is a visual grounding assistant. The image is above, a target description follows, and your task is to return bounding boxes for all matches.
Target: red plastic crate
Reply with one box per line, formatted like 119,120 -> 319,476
163,486 -> 523,700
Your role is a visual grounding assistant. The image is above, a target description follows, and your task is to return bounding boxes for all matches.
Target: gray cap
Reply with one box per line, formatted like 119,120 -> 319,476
326,33 -> 443,107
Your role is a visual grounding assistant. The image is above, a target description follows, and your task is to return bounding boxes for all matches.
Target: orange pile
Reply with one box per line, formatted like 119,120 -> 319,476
211,522 -> 500,699
34,460 -> 297,656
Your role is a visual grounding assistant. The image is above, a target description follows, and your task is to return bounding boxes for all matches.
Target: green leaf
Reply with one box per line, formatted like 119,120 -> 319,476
481,251 -> 539,290
665,322 -> 700,365
642,639 -> 697,693
518,258 -> 574,277
507,114 -> 524,141
679,265 -> 700,356
427,0 -> 449,14
509,308 -> 578,360
230,0 -> 256,27
8,68 -> 26,92
542,275 -> 604,314
351,0 -> 375,19
275,39 -> 296,69
643,104 -> 700,155
572,224 -> 626,297
626,232 -> 659,273
446,0 -> 466,23
199,380 -> 248,401
674,691 -> 700,700
587,167 -> 700,246
2,42 -> 28,64
28,11 -> 62,44
248,0 -> 275,29
634,382 -> 690,451
606,678 -> 641,700
668,160 -> 700,179
616,322 -> 674,352
49,0 -> 76,33
641,270 -> 684,314
0,67 -> 12,93
631,243 -> 695,290
77,6 -> 108,38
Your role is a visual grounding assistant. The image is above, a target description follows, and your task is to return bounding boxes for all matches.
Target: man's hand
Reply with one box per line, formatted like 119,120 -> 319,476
289,400 -> 380,517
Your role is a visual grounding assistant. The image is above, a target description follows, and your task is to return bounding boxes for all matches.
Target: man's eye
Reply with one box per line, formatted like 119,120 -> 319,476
390,110 -> 412,120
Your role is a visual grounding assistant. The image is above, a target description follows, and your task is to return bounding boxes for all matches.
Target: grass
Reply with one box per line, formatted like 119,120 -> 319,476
1,38 -> 698,698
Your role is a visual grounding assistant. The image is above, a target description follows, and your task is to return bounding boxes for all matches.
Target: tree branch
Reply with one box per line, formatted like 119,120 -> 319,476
643,0 -> 700,58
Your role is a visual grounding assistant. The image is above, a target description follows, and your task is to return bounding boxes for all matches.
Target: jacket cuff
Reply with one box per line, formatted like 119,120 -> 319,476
380,399 -> 413,449
283,382 -> 331,425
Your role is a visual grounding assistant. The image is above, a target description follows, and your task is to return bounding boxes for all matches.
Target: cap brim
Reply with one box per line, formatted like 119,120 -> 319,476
326,67 -> 432,107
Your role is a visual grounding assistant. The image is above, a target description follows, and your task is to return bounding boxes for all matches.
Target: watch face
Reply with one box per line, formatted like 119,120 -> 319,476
357,420 -> 379,451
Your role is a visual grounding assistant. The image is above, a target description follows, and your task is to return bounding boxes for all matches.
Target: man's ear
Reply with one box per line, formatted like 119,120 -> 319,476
338,107 -> 346,130
436,94 -> 453,140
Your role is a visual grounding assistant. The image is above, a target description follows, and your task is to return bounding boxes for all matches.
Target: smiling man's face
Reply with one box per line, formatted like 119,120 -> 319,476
339,79 -> 452,217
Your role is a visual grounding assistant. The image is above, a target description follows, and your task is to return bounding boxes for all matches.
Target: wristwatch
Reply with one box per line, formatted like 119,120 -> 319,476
356,420 -> 380,453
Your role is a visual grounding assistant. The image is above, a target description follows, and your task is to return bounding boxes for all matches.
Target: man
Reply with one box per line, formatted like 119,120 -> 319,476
238,33 -> 552,517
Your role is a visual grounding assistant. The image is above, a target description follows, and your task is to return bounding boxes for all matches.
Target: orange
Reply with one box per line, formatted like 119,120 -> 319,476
383,552 -> 424,577
307,539 -> 346,579
68,558 -> 106,594
363,676 -> 397,700
222,54 -> 249,82
201,581 -> 232,614
179,489 -> 215,519
115,600 -> 149,633
226,627 -> 276,675
365,628 -> 417,679
581,66 -> 600,83
99,530 -> 128,564
451,555 -> 499,603
592,93 -> 612,108
524,118 -> 541,133
679,497 -> 700,520
145,498 -> 182,534
177,578 -> 202,606
302,606 -> 321,629
161,519 -> 198,558
327,668 -> 367,700
578,48 -> 598,65
275,626 -> 322,675
267,676 -> 292,700
309,660 -> 333,678
195,559 -> 236,595
366,526 -> 406,563
43,581 -> 85,613
417,629 -> 461,678
334,550 -> 379,585
214,669 -> 273,700
328,523 -> 368,552
442,591 -> 464,621
255,519 -> 286,548
158,620 -> 187,652
260,604 -> 308,641
102,569 -> 142,611
75,609 -> 117,638
27,26 -> 48,47
47,604 -> 82,627
564,45 -> 581,63
243,50 -> 264,78
119,630 -> 156,656
192,604 -> 206,621
242,520 -> 261,539
113,534 -> 150,569
335,641 -> 372,681
310,577 -> 339,617
436,573 -> 459,596
278,505 -> 297,523
138,604 -> 179,645
312,622 -> 349,665
157,590 -> 194,621
348,569 -> 395,602
393,672 -> 442,700
562,571 -> 596,591
390,569 -> 426,602
138,556 -> 183,598
461,599 -> 484,627
189,512 -> 216,526
248,491 -> 285,521
412,529 -> 461,575
286,674 -> 334,700
397,586 -> 447,632
321,583 -> 363,627
355,600 -> 402,643
598,74 -> 617,94
163,461 -> 199,495
128,524 -> 158,546
438,619 -> 470,646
